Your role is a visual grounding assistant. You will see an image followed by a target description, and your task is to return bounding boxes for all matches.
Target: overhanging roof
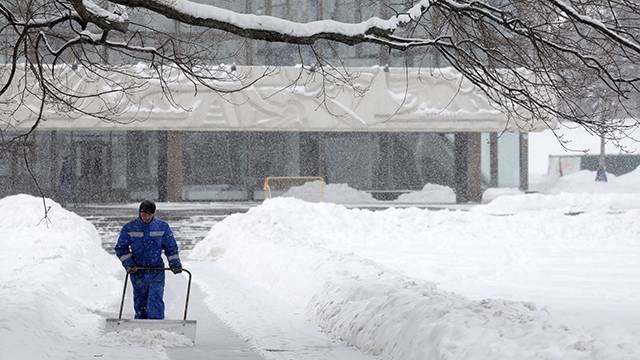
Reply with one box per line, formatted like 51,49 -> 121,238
4,65 -> 554,132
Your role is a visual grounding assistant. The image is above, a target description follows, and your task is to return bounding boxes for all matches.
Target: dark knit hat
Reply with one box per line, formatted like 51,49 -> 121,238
139,200 -> 156,214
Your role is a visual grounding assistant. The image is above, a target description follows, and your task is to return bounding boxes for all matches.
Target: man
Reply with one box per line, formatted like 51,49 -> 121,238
114,200 -> 182,320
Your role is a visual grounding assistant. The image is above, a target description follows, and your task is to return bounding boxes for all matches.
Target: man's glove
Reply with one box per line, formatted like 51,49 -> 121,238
126,266 -> 138,274
171,267 -> 182,274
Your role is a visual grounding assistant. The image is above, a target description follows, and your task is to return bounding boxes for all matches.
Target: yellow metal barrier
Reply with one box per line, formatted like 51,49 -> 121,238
263,176 -> 326,201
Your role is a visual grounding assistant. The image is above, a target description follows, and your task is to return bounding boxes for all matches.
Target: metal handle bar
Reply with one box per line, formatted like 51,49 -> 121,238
117,267 -> 192,321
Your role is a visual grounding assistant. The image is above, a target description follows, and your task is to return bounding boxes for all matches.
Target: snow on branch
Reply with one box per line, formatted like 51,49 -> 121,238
82,0 -> 129,25
547,0 -> 640,54
107,0 -> 431,49
69,0 -> 129,33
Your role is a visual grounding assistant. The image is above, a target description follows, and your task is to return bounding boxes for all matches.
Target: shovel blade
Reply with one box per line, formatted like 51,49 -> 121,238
105,318 -> 197,345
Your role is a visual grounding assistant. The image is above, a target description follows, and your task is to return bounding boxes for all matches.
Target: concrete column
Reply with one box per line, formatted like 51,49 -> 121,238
157,132 -> 168,201
284,132 -> 300,176
318,133 -> 328,179
111,133 -> 127,190
519,133 -> 529,191
489,132 -> 498,187
300,132 -> 323,177
50,131 -> 59,192
454,132 -> 482,203
381,133 -> 394,188
166,131 -> 184,202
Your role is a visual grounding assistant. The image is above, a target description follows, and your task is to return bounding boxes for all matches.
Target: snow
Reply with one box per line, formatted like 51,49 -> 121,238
0,195 -> 115,358
190,195 -> 640,360
4,169 -> 640,359
396,183 -> 456,203
282,181 -> 376,203
0,195 -> 189,359
188,262 -> 374,360
482,187 -> 523,203
280,181 -> 455,204
489,167 -> 640,213
82,0 -> 129,24
479,191 -> 640,214
531,168 -> 640,194
170,0 -> 395,37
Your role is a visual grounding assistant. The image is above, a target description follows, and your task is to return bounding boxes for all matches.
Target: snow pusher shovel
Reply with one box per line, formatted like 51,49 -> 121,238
105,267 -> 197,344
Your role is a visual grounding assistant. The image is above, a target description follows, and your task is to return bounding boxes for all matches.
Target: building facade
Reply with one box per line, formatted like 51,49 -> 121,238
1,66 -> 542,203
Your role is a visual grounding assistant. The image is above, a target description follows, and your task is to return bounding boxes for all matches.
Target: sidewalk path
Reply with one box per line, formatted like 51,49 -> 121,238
184,262 -> 376,360
164,276 -> 263,360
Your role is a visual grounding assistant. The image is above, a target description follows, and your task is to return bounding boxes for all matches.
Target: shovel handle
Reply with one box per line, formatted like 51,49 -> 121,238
117,267 -> 192,321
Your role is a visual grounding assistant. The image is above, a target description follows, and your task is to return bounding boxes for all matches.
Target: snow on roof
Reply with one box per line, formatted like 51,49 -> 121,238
4,65 -> 553,133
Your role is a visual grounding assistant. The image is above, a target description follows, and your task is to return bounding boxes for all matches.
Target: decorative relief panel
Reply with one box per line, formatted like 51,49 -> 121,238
4,65 -> 553,132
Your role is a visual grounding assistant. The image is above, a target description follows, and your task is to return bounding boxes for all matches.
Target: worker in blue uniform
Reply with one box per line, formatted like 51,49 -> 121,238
114,200 -> 182,319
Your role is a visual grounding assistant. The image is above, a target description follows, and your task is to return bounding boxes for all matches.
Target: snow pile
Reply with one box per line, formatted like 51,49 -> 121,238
483,167 -> 640,213
282,181 -> 376,203
396,183 -> 456,203
191,197 -> 640,360
0,194 -> 121,359
279,180 -> 324,202
281,181 -> 455,204
531,167 -> 640,195
322,183 -> 378,203
533,170 -> 626,194
481,187 -> 523,203
477,192 -> 640,214
485,167 -> 640,208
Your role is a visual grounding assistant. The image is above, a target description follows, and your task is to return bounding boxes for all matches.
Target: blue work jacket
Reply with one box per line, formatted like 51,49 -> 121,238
115,216 -> 182,271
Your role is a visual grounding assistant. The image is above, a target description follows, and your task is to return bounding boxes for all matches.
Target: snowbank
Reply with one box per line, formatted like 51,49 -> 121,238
481,187 -> 524,203
0,194 -> 194,358
190,197 -> 640,360
531,169 -> 639,194
282,181 -> 455,204
283,181 -> 377,203
485,166 -> 640,209
478,191 -> 640,214
0,194 -> 122,358
395,183 -> 456,203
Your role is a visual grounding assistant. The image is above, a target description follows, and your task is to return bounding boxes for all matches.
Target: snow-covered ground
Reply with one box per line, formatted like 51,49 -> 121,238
530,168 -> 640,195
3,167 -> 640,359
0,195 -> 156,359
190,194 -> 640,360
0,195 -> 217,359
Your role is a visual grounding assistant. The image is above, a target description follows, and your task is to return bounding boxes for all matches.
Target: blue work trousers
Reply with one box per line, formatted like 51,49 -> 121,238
130,271 -> 165,319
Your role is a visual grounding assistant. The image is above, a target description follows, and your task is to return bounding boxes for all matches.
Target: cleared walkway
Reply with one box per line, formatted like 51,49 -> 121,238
85,201 -> 466,360
111,268 -> 263,360
93,202 -> 263,360
164,277 -> 263,360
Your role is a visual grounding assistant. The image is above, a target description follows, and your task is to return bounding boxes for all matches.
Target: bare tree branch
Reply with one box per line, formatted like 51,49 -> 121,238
1,0 -> 640,143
